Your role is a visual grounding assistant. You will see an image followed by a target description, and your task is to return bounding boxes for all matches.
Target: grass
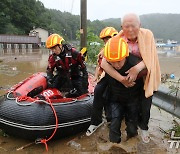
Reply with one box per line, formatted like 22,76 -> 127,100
171,120 -> 180,137
162,120 -> 180,139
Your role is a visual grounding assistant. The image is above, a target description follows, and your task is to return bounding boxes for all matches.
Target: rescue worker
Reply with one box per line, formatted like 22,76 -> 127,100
103,36 -> 146,143
101,13 -> 161,143
86,27 -> 118,136
46,33 -> 88,98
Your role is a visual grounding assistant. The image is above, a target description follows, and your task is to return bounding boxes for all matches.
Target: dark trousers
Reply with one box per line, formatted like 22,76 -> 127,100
109,98 -> 139,143
138,89 -> 152,130
91,77 -> 110,126
52,75 -> 88,97
52,75 -> 70,90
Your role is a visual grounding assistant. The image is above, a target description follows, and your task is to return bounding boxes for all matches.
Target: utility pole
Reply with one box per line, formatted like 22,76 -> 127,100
80,0 -> 87,59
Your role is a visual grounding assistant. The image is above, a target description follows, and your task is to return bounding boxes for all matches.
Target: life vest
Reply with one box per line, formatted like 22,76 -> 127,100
47,44 -> 86,77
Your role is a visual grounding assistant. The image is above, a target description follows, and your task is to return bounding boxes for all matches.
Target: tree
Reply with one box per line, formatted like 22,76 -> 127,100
76,28 -> 103,64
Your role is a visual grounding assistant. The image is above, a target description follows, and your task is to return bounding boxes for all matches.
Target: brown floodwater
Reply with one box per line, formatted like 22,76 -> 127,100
0,49 -> 180,153
158,50 -> 180,77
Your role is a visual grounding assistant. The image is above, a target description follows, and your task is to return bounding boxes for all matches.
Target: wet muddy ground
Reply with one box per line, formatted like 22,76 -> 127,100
0,106 -> 179,154
0,49 -> 180,153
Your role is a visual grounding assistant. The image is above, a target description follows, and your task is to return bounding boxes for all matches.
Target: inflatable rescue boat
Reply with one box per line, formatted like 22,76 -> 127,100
0,72 -> 95,142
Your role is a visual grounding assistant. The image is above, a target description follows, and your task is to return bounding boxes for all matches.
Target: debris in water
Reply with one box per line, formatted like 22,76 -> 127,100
170,74 -> 175,79
97,142 -> 130,153
0,147 -> 7,152
16,142 -> 34,151
12,67 -> 17,71
67,140 -> 81,150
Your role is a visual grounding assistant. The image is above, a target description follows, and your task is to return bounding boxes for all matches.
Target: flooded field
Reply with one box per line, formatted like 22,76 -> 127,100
0,49 -> 180,153
158,50 -> 180,77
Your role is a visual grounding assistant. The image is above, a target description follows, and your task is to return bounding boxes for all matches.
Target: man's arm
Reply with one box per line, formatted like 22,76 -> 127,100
125,60 -> 146,82
76,51 -> 88,79
101,58 -> 135,87
46,55 -> 56,87
46,55 -> 56,79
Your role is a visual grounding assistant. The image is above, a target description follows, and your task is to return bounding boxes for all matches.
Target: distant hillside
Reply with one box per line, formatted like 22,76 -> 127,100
102,13 -> 180,43
0,0 -> 120,40
102,18 -> 121,26
1,0 -> 180,42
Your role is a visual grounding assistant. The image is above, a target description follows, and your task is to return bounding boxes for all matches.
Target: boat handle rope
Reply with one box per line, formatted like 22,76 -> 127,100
6,91 -> 16,100
7,91 -> 92,105
6,91 -> 78,106
15,96 -> 78,106
15,97 -> 50,106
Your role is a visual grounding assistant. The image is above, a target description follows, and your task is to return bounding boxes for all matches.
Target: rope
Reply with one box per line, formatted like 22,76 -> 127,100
36,97 -> 59,152
6,92 -> 59,151
7,89 -> 92,152
6,92 -> 92,152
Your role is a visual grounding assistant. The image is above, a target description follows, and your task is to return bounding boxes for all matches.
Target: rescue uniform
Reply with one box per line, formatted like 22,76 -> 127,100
107,53 -> 145,143
46,44 -> 88,97
90,48 -> 111,126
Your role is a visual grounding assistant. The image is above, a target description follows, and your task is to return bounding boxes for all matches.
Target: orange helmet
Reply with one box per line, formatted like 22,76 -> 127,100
46,34 -> 64,49
99,27 -> 118,39
104,36 -> 129,62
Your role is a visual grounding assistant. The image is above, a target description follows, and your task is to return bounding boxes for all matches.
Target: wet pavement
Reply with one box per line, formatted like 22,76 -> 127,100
0,49 -> 180,153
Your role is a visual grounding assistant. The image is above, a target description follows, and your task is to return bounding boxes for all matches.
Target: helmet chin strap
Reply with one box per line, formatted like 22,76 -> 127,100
58,45 -> 64,54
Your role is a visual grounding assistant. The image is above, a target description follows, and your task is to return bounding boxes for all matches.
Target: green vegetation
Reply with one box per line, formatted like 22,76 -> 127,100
2,0 -> 180,42
1,1 -> 180,63
0,0 -> 50,34
171,124 -> 180,137
0,0 -> 120,41
161,120 -> 180,139
169,120 -> 180,138
76,28 -> 104,64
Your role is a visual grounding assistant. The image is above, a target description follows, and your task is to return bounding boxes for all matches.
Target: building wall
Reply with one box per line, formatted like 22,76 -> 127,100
34,28 -> 49,46
0,35 -> 39,44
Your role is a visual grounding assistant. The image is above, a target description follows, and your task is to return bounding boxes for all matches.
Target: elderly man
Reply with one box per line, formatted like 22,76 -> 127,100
101,13 -> 161,143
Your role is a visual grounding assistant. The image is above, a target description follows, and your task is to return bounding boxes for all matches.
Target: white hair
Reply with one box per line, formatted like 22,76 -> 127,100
121,13 -> 140,25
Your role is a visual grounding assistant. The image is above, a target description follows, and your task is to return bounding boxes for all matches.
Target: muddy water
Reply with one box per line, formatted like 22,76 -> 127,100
158,50 -> 180,77
0,49 -> 49,95
0,49 -> 180,153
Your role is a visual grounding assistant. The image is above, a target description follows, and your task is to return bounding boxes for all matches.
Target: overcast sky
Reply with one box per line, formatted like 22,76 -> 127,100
39,0 -> 180,21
